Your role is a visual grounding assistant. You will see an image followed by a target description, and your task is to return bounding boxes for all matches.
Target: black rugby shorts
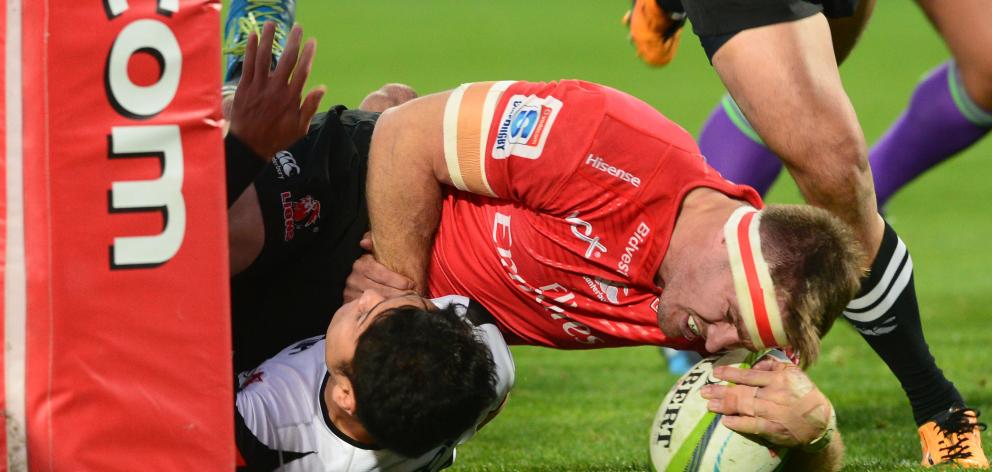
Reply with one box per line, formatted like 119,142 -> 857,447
677,0 -> 859,59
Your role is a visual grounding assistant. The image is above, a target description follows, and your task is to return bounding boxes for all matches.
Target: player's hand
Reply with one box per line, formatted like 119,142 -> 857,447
344,254 -> 416,303
229,22 -> 325,160
699,357 -> 834,448
623,0 -> 686,67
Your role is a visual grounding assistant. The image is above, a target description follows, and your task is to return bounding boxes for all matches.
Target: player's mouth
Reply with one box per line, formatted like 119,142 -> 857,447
680,312 -> 697,341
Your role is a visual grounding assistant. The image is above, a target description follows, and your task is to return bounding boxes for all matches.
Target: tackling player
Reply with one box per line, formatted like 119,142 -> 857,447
624,0 -> 988,466
221,9 -> 514,471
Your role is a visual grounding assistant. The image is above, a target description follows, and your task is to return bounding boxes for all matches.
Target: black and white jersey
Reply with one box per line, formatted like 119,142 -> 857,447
235,295 -> 515,471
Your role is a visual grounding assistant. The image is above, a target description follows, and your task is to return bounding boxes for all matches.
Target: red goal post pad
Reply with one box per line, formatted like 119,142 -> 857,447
4,0 -> 232,469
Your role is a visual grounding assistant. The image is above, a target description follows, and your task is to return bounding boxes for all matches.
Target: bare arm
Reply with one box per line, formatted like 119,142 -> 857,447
711,13 -> 883,262
366,92 -> 453,293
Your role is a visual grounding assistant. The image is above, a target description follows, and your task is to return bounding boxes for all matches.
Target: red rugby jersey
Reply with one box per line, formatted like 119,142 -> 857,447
428,80 -> 762,349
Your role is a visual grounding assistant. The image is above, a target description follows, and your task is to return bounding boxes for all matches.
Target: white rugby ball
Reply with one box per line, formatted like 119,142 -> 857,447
649,349 -> 789,472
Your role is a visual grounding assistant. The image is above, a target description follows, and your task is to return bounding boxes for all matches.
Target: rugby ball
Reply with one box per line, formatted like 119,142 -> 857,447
649,349 -> 789,472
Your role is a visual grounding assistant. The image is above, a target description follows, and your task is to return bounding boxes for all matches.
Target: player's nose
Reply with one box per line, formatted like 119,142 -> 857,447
704,324 -> 741,353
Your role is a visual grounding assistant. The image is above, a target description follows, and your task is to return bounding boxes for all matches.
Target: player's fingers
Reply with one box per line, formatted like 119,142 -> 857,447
273,24 -> 302,84
706,385 -> 759,416
720,415 -> 763,435
721,415 -> 790,445
727,414 -> 792,444
359,232 -> 373,251
699,384 -> 727,400
289,39 -> 317,99
255,22 -> 276,80
350,277 -> 409,300
241,31 -> 258,85
364,261 -> 415,290
713,365 -> 775,387
734,385 -> 760,416
299,86 -> 325,135
751,356 -> 791,372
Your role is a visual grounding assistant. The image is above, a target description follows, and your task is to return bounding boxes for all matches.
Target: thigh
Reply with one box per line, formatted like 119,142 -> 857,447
916,0 -> 992,109
711,14 -> 881,255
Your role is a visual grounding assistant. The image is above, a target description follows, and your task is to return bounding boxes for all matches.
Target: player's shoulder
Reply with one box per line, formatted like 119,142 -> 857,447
271,334 -> 327,364
237,335 -> 326,392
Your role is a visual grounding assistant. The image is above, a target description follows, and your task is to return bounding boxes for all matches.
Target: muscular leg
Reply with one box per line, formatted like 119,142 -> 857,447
871,0 -> 992,207
713,14 -> 878,245
698,0 -> 874,197
710,13 -> 963,427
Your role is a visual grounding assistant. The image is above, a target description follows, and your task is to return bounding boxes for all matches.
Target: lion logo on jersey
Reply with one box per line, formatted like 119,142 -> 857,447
293,195 -> 321,229
280,192 -> 321,241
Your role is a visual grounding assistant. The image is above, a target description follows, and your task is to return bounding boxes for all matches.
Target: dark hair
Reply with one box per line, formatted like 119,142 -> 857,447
760,204 -> 865,367
348,303 -> 497,457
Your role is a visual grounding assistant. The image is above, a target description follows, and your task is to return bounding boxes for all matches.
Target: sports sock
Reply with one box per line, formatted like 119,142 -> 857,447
843,222 -> 963,425
870,61 -> 992,208
698,94 -> 782,196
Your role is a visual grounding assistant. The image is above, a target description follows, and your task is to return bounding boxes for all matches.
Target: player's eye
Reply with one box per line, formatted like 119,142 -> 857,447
687,316 -> 701,336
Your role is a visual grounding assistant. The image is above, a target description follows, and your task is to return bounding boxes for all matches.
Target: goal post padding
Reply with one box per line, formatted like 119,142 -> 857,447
5,0 -> 233,469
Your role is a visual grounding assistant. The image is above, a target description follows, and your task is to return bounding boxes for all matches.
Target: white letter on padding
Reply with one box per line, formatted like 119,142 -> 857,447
110,125 -> 185,267
106,19 -> 181,118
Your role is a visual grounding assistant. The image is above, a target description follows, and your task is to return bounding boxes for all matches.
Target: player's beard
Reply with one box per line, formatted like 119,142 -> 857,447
656,299 -> 678,338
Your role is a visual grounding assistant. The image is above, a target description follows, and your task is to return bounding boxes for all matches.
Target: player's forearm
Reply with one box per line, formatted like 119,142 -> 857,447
366,107 -> 443,293
784,431 -> 844,472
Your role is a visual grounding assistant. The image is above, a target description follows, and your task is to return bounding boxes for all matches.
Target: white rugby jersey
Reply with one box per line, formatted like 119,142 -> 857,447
235,296 -> 515,471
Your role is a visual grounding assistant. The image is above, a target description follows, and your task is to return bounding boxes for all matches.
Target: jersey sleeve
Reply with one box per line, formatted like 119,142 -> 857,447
441,80 -> 605,211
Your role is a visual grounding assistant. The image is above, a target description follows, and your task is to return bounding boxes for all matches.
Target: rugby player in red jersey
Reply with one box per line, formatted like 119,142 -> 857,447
624,1 -> 988,466
228,73 -> 857,468
360,80 -> 866,470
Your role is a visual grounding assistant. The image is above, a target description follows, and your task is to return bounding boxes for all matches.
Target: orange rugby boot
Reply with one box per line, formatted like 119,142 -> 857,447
919,408 -> 989,468
622,0 -> 686,67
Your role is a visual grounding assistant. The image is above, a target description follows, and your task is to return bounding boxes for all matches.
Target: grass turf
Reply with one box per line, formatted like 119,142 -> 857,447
232,1 -> 992,470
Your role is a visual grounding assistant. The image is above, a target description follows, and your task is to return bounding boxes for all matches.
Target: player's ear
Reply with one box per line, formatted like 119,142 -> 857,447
332,375 -> 357,416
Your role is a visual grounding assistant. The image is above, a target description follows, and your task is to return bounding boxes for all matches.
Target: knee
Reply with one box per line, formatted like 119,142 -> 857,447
956,59 -> 992,111
797,125 -> 868,175
789,129 -> 870,200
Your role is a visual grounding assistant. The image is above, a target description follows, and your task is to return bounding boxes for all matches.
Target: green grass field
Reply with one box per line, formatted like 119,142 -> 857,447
245,2 -> 991,470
